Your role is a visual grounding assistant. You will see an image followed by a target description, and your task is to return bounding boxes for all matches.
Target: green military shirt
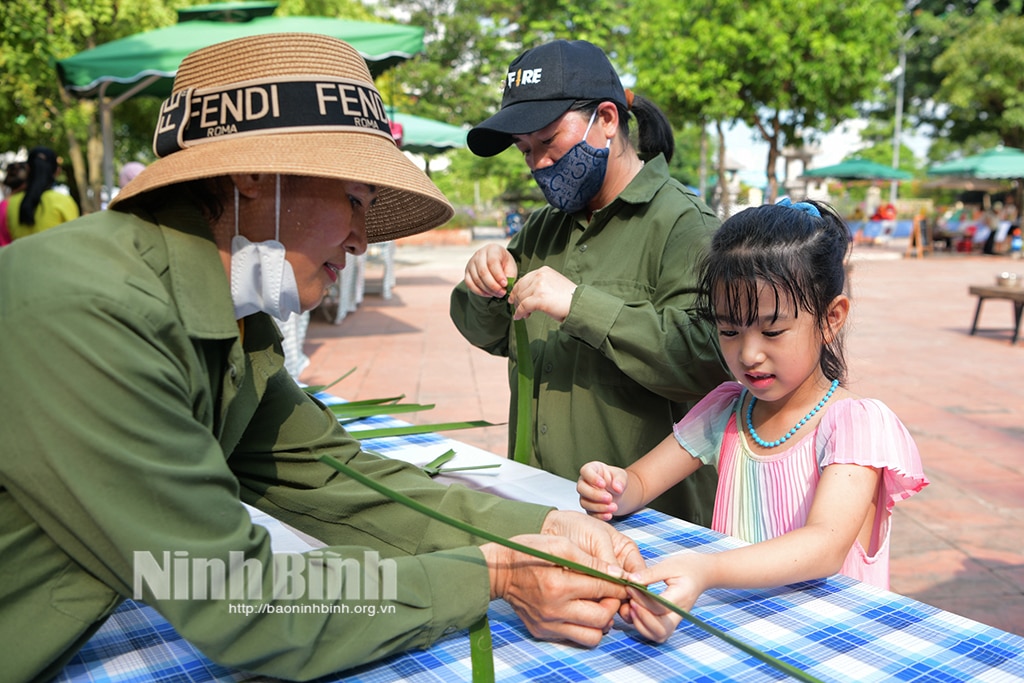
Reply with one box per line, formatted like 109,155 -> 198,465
451,155 -> 731,524
0,202 -> 550,682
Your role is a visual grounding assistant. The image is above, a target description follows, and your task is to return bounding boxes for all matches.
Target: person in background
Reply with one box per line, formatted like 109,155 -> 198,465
0,161 -> 28,246
118,161 -> 147,190
0,33 -> 643,681
450,39 -> 730,526
6,146 -> 79,240
505,205 -> 525,236
578,199 -> 928,642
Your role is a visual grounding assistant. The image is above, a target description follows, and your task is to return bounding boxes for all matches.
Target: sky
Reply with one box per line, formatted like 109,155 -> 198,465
723,119 -> 932,189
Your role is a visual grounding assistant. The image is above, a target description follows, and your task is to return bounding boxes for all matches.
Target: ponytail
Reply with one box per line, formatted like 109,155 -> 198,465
627,94 -> 675,164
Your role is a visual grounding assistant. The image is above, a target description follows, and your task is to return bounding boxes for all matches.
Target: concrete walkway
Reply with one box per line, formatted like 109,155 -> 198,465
299,237 -> 1024,637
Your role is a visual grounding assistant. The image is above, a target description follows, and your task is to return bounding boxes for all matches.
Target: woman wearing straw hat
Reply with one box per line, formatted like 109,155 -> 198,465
0,34 -> 642,681
451,39 -> 730,525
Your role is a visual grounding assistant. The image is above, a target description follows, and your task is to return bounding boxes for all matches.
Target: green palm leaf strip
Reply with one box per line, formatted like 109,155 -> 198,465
329,402 -> 435,419
334,395 -> 406,407
319,453 -> 821,683
352,420 -> 496,440
468,615 -> 494,682
421,449 -> 457,473
420,449 -> 501,477
305,373 -> 500,437
507,278 -> 533,465
302,368 -> 357,395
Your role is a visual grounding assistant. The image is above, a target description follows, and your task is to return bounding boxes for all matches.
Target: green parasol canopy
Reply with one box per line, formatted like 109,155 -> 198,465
927,146 -> 1024,179
57,12 -> 425,99
801,157 -> 913,181
389,110 -> 468,155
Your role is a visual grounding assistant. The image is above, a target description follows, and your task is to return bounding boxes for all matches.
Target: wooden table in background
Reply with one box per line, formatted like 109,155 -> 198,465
968,284 -> 1024,344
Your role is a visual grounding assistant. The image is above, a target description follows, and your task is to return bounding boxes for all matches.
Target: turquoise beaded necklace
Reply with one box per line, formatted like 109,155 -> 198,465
745,379 -> 840,449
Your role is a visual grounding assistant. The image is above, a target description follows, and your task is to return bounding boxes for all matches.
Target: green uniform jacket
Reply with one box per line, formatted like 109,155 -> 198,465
0,202 -> 550,682
451,156 -> 731,524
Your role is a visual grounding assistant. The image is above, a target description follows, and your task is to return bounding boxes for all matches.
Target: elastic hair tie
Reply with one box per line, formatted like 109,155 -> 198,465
624,88 -> 634,110
776,196 -> 821,218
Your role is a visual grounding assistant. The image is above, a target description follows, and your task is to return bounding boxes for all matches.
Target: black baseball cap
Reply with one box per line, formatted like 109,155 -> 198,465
467,40 -> 627,157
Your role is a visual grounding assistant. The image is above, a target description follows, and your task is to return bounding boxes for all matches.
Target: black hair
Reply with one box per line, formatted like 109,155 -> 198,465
2,162 -> 28,191
695,199 -> 851,384
114,177 -> 229,222
571,95 -> 675,164
19,147 -> 60,226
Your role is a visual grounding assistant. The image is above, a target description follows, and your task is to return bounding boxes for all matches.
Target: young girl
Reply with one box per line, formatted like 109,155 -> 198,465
577,198 -> 928,643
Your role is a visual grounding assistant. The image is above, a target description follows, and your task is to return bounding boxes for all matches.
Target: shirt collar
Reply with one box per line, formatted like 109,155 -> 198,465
579,153 -> 671,228
614,153 -> 670,206
133,201 -> 239,340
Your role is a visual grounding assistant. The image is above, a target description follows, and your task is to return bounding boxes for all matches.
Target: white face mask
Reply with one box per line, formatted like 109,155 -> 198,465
229,175 -> 302,321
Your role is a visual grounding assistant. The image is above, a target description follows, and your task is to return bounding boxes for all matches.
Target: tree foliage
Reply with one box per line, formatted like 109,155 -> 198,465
0,0 -> 179,210
882,0 -> 1024,163
630,0 -> 902,202
932,8 -> 1024,149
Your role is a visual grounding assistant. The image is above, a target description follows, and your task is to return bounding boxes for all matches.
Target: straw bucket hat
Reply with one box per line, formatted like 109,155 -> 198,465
110,32 -> 453,243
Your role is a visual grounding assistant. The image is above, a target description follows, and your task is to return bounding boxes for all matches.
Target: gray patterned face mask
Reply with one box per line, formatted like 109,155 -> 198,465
532,110 -> 610,213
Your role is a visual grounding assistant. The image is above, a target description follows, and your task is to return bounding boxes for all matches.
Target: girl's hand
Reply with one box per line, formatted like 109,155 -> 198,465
577,461 -> 629,521
464,243 -> 517,298
625,553 -> 708,643
624,585 -> 683,643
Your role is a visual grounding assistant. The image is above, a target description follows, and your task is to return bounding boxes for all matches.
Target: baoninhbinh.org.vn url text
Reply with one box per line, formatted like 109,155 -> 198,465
228,602 -> 397,617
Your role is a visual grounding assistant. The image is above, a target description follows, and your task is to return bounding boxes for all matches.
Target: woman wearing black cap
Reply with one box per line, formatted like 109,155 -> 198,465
6,146 -> 79,240
451,39 -> 731,525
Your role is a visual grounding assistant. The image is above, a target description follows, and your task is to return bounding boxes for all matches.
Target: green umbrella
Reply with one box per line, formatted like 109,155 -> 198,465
801,157 -> 913,181
55,2 -> 425,197
388,110 -> 467,154
927,146 -> 1024,179
57,10 -> 424,99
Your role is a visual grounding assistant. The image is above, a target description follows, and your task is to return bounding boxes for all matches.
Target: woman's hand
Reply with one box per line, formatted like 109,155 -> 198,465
464,243 -> 517,298
540,509 -> 644,574
508,266 -> 577,322
481,534 -> 628,647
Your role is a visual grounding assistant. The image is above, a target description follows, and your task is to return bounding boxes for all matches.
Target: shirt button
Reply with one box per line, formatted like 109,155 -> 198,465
544,363 -> 553,373
579,244 -> 588,253
539,424 -> 548,434
443,626 -> 458,635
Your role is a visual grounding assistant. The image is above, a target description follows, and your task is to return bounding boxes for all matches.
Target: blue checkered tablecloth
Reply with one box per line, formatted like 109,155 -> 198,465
56,409 -> 1024,683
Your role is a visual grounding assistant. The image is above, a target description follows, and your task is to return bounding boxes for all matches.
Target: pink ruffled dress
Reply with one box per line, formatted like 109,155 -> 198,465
673,382 -> 928,589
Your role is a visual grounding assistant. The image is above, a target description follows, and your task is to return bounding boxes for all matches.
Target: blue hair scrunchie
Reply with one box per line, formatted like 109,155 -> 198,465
776,196 -> 821,218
